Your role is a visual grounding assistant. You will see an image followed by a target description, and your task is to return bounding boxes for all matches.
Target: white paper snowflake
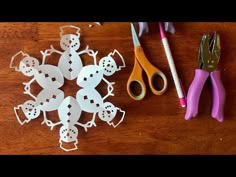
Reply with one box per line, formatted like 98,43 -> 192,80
10,25 -> 126,152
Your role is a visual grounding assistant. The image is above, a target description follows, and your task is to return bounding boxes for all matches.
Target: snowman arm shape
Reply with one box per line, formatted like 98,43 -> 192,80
102,78 -> 115,100
75,122 -> 90,132
40,50 -> 47,65
77,45 -> 89,55
85,113 -> 97,128
49,121 -> 62,131
108,108 -> 126,128
23,78 -> 37,100
41,111 -> 53,127
40,49 -> 57,65
48,45 -> 63,55
77,45 -> 98,65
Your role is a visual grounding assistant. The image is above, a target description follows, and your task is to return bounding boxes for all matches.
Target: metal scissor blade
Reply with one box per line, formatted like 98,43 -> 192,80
131,23 -> 141,47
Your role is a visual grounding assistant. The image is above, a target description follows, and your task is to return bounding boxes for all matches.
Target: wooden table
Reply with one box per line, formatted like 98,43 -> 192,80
0,22 -> 235,154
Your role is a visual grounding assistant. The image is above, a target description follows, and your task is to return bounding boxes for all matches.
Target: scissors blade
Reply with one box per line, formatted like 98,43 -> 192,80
131,23 -> 141,47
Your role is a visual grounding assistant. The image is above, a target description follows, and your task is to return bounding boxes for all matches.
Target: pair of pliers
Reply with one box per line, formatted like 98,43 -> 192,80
185,32 -> 226,122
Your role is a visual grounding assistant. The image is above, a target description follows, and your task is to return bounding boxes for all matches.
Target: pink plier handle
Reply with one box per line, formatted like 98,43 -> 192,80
185,69 -> 225,122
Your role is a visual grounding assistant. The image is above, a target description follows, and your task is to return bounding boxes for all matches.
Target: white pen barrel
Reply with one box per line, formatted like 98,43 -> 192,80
162,38 -> 184,99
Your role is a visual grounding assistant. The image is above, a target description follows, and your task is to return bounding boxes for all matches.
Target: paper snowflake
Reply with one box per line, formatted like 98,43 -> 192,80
10,25 -> 126,152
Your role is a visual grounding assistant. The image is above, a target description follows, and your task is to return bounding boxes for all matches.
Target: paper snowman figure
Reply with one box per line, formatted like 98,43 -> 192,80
10,51 -> 65,125
48,25 -> 95,80
76,50 -> 126,128
56,96 -> 88,152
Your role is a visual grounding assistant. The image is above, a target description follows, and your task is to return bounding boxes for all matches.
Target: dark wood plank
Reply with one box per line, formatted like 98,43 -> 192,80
0,22 -> 234,154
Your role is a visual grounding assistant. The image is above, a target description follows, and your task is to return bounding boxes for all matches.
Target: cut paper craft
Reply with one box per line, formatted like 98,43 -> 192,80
10,51 -> 65,126
94,22 -> 101,25
88,22 -> 101,28
10,25 -> 126,152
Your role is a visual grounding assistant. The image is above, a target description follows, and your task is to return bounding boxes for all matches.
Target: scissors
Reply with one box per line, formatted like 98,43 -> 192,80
185,32 -> 225,122
127,23 -> 168,100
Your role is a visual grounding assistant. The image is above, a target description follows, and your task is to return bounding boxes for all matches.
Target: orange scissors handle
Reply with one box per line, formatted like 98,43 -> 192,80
127,55 -> 146,100
127,46 -> 168,100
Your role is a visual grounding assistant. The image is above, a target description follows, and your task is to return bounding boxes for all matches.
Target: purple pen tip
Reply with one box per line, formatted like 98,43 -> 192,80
180,97 -> 186,108
159,22 -> 166,39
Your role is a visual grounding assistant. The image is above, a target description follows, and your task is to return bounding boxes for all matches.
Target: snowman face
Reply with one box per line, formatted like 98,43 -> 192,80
60,34 -> 80,51
98,102 -> 117,122
99,56 -> 117,76
19,57 -> 39,76
60,125 -> 78,143
22,100 -> 40,120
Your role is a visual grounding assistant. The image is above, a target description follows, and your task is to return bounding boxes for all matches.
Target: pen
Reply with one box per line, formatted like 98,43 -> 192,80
158,22 -> 186,108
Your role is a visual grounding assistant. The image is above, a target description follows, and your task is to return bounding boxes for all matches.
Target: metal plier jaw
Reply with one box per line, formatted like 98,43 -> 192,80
199,32 -> 221,72
185,32 -> 225,122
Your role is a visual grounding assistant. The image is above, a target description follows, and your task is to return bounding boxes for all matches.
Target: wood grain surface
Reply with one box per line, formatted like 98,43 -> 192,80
0,22 -> 235,154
